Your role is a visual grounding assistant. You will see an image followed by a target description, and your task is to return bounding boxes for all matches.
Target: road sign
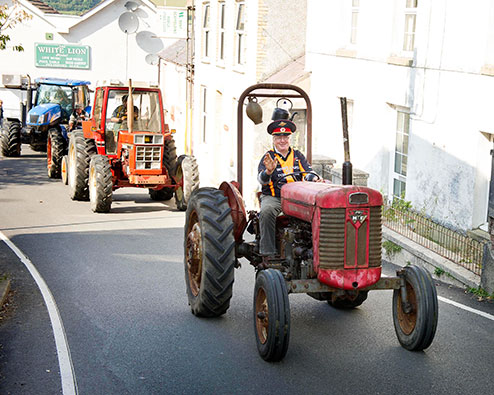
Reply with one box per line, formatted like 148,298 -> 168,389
159,7 -> 187,39
35,43 -> 90,69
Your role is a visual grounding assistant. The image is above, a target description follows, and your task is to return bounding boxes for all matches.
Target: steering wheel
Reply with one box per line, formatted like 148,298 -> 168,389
274,171 -> 321,188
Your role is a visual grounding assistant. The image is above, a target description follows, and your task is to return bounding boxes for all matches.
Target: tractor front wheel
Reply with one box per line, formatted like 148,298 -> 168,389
47,128 -> 66,179
61,155 -> 69,185
68,131 -> 92,200
89,155 -> 113,213
184,187 -> 235,317
392,265 -> 438,351
254,269 -> 290,362
175,155 -> 200,211
0,121 -> 21,157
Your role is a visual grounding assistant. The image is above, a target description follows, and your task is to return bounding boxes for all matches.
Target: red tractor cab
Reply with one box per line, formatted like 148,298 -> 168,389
64,81 -> 199,212
183,84 -> 438,362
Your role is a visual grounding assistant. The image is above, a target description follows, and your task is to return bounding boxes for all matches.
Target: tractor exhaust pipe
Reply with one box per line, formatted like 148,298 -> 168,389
340,97 -> 352,185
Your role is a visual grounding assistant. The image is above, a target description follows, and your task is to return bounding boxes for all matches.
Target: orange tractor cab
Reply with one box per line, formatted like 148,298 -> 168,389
183,84 -> 438,362
65,81 -> 199,212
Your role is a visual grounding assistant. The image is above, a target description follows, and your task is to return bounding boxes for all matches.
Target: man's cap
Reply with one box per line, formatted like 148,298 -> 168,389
74,104 -> 83,109
267,119 -> 296,135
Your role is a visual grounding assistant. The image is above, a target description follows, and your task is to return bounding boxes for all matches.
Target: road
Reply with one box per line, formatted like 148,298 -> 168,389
0,146 -> 493,395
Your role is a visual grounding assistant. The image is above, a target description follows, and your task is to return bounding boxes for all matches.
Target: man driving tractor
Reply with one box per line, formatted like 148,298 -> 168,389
257,107 -> 319,257
110,94 -> 139,124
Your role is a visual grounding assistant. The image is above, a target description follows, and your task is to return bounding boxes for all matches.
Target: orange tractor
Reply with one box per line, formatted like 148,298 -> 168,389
64,81 -> 199,212
183,84 -> 438,361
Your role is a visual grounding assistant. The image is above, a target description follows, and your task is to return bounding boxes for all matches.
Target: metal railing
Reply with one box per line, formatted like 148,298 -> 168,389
383,205 -> 484,276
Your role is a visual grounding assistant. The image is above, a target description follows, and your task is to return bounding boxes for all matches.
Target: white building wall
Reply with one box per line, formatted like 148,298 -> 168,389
191,0 -> 307,208
306,0 -> 494,231
0,0 -> 177,121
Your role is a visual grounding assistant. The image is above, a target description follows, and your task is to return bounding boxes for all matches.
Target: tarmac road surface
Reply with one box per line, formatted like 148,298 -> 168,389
0,146 -> 493,395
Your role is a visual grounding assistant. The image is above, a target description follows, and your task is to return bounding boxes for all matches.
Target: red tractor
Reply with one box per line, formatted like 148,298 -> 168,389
183,84 -> 438,362
64,81 -> 199,212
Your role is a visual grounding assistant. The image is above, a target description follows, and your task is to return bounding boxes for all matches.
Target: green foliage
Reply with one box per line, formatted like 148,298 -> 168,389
0,1 -> 32,52
43,0 -> 100,15
434,267 -> 445,276
467,286 -> 494,301
383,240 -> 402,257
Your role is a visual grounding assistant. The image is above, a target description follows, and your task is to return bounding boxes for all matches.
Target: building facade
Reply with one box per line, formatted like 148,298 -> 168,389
187,0 -> 307,207
306,0 -> 494,232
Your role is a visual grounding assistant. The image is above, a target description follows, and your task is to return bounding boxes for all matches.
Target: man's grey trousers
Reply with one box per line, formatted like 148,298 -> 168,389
259,194 -> 282,256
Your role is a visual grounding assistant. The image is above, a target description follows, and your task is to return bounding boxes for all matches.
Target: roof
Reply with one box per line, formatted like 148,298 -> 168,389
159,39 -> 186,67
264,55 -> 308,84
34,78 -> 91,86
26,0 -> 60,14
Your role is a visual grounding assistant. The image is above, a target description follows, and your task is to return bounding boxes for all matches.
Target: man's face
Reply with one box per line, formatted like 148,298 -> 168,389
273,134 -> 291,152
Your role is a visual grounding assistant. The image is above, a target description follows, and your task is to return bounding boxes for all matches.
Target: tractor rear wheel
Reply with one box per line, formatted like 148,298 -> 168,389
254,269 -> 291,362
327,290 -> 368,309
89,155 -> 113,213
0,121 -> 21,157
392,265 -> 438,351
68,130 -> 91,200
61,155 -> 69,185
175,155 -> 200,211
184,187 -> 235,317
47,128 -> 66,179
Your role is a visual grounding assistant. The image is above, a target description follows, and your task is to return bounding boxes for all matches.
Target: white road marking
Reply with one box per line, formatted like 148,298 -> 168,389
438,296 -> 494,321
0,231 -> 78,395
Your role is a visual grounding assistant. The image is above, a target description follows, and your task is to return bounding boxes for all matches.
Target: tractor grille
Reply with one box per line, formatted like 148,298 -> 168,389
29,114 -> 39,124
135,146 -> 161,170
319,207 -> 382,269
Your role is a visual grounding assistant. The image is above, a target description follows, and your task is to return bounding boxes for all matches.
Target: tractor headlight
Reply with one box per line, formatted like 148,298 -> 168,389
134,135 -> 144,144
39,113 -> 49,124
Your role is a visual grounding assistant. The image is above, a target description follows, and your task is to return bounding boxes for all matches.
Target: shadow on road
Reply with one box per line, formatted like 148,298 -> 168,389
0,146 -> 51,189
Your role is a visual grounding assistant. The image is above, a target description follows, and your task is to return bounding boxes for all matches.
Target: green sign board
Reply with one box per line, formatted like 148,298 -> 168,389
35,43 -> 90,69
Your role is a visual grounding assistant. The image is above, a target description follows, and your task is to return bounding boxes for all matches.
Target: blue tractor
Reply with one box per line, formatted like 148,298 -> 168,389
1,77 -> 91,177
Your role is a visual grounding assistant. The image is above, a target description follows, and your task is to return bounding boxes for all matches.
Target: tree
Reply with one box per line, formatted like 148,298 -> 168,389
0,1 -> 32,52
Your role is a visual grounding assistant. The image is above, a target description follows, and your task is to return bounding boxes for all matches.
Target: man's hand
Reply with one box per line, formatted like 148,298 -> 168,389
263,153 -> 277,175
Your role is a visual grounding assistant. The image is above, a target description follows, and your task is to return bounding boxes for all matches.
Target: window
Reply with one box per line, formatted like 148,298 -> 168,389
234,1 -> 245,66
217,2 -> 225,62
403,0 -> 418,52
350,0 -> 359,45
393,111 -> 410,198
201,86 -> 207,142
202,3 -> 210,59
93,88 -> 104,128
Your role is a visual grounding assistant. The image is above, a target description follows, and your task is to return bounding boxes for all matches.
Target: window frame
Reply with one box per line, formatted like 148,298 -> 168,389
403,0 -> 418,53
350,0 -> 359,46
201,2 -> 211,60
234,1 -> 246,67
392,110 -> 411,199
217,1 -> 226,64
201,86 -> 208,143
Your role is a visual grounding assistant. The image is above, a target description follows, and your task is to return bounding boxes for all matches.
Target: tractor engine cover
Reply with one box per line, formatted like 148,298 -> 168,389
281,182 -> 383,290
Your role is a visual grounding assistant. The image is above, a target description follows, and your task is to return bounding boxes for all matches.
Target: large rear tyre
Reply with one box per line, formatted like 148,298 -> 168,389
254,269 -> 290,362
47,128 -> 66,179
175,155 -> 200,211
393,265 -> 438,351
184,187 -> 235,317
327,290 -> 368,309
89,155 -> 113,213
0,121 -> 21,157
68,130 -> 91,200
